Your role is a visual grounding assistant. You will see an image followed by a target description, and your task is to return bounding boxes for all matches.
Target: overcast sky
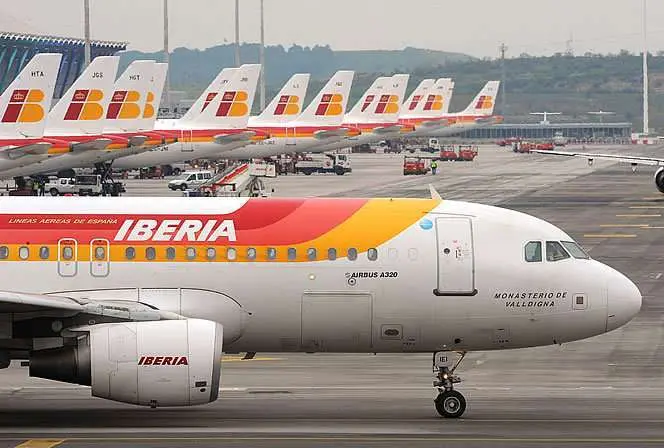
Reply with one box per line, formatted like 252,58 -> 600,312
2,0 -> 664,58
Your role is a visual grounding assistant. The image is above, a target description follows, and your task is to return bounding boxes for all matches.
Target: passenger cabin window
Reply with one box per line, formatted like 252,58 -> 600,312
307,248 -> 317,261
367,248 -> 378,261
62,246 -> 74,261
125,247 -> 136,260
94,246 -> 105,260
166,247 -> 176,260
227,247 -> 237,261
524,241 -> 542,262
327,248 -> 337,261
18,246 -> 29,260
186,247 -> 197,260
247,247 -> 257,260
287,247 -> 297,261
145,247 -> 156,260
0,246 -> 8,259
206,247 -> 216,260
39,246 -> 50,260
347,248 -> 358,261
561,241 -> 590,259
546,241 -> 570,262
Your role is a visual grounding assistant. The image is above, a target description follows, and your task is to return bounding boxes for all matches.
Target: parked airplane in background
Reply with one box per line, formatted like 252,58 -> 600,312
533,149 -> 664,193
401,80 -> 502,137
220,70 -> 358,159
249,73 -> 310,126
111,64 -> 267,171
0,53 -> 67,170
0,195 -> 640,417
310,74 -> 413,153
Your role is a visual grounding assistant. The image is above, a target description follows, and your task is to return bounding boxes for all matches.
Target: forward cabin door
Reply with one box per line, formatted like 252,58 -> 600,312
434,217 -> 476,296
90,238 -> 110,277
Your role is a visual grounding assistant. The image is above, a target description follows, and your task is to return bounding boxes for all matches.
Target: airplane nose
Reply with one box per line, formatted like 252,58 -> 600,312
606,269 -> 642,332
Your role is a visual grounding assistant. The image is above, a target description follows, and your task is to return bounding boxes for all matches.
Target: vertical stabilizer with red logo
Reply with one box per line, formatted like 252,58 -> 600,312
0,53 -> 62,138
47,56 -> 119,136
252,73 -> 310,125
346,74 -> 409,123
177,68 -> 237,123
295,70 -> 354,126
189,64 -> 260,129
459,80 -> 500,116
137,63 -> 168,131
400,79 -> 435,117
408,78 -> 454,118
104,60 -> 155,133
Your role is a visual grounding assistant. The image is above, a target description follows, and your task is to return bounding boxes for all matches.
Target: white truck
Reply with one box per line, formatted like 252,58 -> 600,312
46,175 -> 104,196
295,153 -> 352,175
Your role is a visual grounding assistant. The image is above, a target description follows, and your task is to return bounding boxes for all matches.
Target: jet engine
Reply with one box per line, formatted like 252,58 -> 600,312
29,319 -> 222,407
655,167 -> 664,193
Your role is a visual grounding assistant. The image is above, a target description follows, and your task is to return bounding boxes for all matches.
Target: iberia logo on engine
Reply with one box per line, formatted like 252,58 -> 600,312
139,356 -> 189,366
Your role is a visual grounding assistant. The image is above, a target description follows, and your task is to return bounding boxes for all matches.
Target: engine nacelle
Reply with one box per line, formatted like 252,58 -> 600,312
655,167 -> 664,193
30,319 -> 223,407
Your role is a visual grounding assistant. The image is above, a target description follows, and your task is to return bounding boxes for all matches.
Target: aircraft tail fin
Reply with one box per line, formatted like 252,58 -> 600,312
47,55 -> 120,135
178,67 -> 238,123
253,73 -> 310,124
104,60 -> 155,133
460,81 -> 500,116
296,70 -> 354,126
400,79 -> 435,117
137,63 -> 168,131
0,53 -> 62,138
192,64 -> 261,129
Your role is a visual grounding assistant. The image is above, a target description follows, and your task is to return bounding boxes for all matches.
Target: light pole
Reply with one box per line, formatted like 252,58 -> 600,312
83,0 -> 91,67
642,0 -> 649,136
259,0 -> 265,110
235,0 -> 241,66
164,0 -> 171,113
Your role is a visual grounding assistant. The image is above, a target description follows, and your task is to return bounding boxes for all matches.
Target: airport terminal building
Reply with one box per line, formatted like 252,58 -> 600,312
0,31 -> 126,98
457,122 -> 633,143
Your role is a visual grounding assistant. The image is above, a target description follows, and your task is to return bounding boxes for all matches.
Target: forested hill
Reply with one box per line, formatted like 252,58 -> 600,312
118,43 -> 472,93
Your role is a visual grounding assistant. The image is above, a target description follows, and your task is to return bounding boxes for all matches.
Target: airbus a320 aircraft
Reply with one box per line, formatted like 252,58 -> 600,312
0,194 -> 640,418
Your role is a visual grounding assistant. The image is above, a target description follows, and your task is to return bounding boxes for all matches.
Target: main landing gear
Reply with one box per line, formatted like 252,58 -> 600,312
433,351 -> 467,418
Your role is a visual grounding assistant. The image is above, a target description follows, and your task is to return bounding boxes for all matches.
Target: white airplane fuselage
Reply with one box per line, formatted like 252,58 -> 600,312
0,197 -> 640,354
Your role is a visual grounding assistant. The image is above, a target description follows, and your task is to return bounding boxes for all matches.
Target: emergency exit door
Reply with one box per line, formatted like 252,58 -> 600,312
90,238 -> 110,277
285,127 -> 297,146
57,238 -> 78,277
179,129 -> 194,152
434,217 -> 476,296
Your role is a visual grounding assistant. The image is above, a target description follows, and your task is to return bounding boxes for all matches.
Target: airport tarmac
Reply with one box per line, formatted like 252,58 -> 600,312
2,145 -> 664,447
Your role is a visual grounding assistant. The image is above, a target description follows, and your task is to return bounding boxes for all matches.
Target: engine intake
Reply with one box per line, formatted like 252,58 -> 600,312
655,167 -> 664,193
30,319 -> 223,407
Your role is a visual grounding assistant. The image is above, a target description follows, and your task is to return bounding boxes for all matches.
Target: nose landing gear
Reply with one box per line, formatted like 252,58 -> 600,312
433,351 -> 467,418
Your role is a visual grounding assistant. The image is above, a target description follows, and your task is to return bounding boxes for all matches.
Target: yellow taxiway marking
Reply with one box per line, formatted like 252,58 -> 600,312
616,214 -> 662,217
15,440 -> 65,448
599,224 -> 650,228
583,234 -> 637,238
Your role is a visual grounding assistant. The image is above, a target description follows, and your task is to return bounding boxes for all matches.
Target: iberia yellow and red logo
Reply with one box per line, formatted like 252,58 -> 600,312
475,95 -> 494,110
423,94 -> 443,112
64,89 -> 105,121
143,92 -> 156,119
201,92 -> 218,112
274,95 -> 300,115
215,91 -> 249,117
408,95 -> 423,111
1,89 -> 46,123
360,95 -> 375,112
315,93 -> 343,116
106,90 -> 142,119
375,94 -> 399,114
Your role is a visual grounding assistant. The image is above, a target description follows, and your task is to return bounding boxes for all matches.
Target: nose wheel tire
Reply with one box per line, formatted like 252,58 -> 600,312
434,390 -> 466,418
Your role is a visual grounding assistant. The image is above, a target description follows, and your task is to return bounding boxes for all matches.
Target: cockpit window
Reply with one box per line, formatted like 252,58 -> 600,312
524,241 -> 542,262
546,241 -> 570,262
561,241 -> 590,259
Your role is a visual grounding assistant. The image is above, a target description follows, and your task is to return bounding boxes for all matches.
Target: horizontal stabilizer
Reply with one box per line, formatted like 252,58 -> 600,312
1,142 -> 53,160
70,138 -> 113,152
213,130 -> 256,145
313,128 -> 352,140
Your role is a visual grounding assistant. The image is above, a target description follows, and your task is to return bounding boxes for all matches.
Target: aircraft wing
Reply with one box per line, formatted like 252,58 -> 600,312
0,142 -> 53,160
418,118 -> 450,128
0,290 -> 182,321
533,150 -> 664,167
371,125 -> 405,135
213,130 -> 256,146
70,138 -> 113,152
